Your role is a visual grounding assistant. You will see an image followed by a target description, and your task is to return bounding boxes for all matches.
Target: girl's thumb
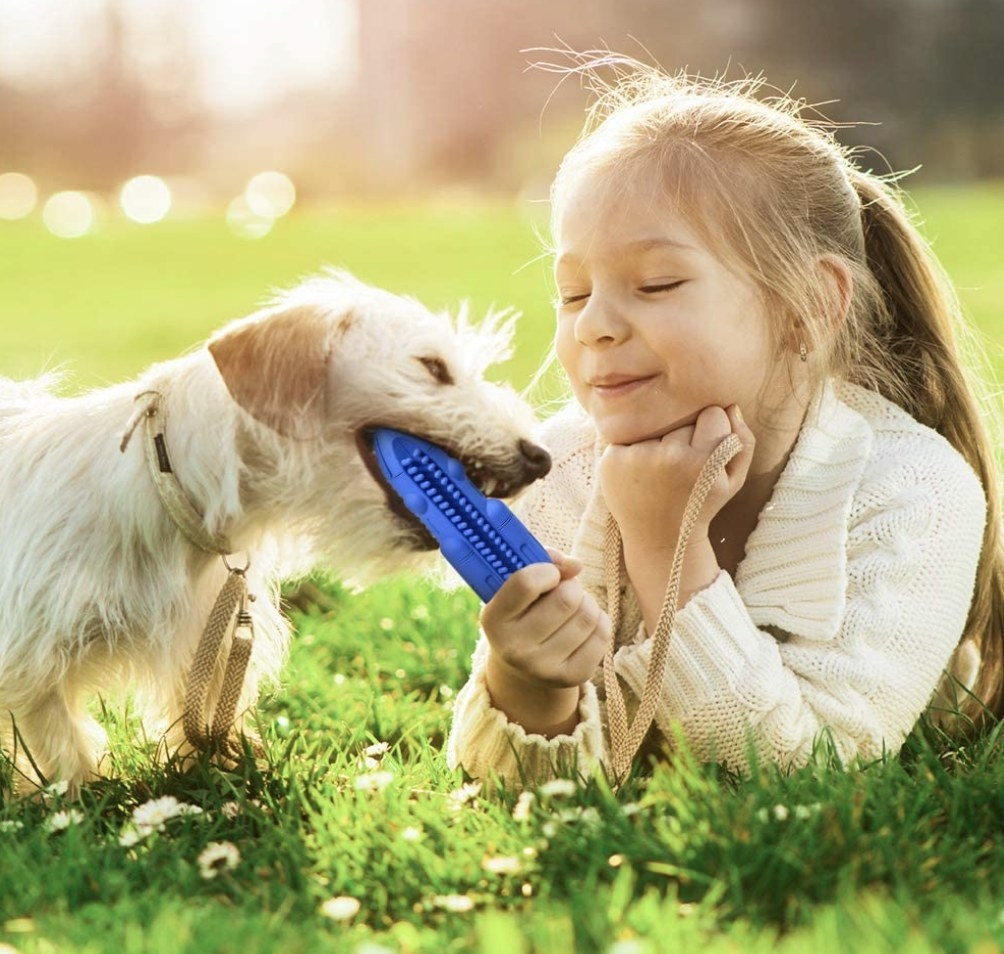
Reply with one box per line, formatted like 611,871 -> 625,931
546,548 -> 583,580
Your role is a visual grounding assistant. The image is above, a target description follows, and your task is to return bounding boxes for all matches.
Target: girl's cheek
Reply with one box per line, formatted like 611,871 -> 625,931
554,328 -> 577,375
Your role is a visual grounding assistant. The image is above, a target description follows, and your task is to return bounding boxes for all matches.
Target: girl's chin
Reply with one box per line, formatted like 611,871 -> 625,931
596,413 -> 701,446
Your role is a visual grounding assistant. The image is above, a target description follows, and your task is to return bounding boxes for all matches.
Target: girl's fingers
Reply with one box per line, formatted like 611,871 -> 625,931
528,592 -> 610,684
725,404 -> 756,476
691,405 -> 732,451
546,548 -> 583,580
483,562 -> 562,620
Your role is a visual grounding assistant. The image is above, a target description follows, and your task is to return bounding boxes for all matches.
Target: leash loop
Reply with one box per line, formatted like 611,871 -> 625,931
602,433 -> 743,781
181,559 -> 264,761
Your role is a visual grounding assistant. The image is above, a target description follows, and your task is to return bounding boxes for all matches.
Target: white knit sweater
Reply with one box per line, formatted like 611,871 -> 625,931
446,381 -> 987,784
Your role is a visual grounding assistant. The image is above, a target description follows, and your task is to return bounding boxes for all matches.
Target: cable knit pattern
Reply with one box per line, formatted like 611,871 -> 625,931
446,381 -> 987,784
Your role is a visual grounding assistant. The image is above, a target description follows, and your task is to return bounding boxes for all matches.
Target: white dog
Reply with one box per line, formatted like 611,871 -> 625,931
0,270 -> 551,793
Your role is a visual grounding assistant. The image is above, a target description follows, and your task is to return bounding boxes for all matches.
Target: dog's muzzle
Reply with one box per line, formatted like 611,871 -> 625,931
516,439 -> 551,482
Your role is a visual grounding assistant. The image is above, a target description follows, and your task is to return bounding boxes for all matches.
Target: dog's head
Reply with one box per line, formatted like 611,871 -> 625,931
207,270 -> 551,576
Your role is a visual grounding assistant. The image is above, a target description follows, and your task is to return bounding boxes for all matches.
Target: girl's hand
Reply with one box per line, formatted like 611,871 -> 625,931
599,405 -> 754,623
600,404 -> 753,554
482,549 -> 611,737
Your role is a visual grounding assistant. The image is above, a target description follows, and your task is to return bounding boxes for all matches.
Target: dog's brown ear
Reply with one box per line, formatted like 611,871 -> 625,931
209,305 -> 340,438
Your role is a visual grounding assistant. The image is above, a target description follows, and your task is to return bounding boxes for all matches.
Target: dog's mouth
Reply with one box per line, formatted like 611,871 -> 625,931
354,427 -> 534,551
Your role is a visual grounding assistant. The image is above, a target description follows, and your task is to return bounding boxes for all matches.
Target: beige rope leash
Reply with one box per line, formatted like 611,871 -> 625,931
121,391 -> 260,760
602,433 -> 743,780
181,560 -> 263,760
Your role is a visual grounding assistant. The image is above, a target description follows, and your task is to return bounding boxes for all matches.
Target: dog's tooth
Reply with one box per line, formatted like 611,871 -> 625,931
482,477 -> 497,497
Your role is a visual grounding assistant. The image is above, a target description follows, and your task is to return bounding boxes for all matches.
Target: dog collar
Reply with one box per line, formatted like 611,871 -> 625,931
120,391 -> 233,555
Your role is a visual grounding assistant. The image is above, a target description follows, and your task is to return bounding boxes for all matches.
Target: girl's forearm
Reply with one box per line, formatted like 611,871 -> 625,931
624,536 -> 721,632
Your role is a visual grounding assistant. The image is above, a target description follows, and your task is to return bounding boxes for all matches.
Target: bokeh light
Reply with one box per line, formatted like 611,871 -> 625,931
42,191 -> 94,238
120,175 -> 172,224
0,171 -> 38,220
225,194 -> 273,239
244,170 -> 296,219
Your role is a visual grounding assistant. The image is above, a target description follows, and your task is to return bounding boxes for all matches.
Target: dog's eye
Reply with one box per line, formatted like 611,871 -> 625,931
418,356 -> 454,385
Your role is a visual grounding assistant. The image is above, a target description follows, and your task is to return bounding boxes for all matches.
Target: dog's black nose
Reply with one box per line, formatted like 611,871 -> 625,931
518,439 -> 551,479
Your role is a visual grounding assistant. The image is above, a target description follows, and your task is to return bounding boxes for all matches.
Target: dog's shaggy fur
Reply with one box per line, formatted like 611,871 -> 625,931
0,271 -> 550,792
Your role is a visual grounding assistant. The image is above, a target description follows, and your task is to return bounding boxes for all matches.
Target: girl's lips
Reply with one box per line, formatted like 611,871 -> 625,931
590,374 -> 657,397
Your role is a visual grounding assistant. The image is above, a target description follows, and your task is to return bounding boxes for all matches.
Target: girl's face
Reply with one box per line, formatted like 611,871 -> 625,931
553,170 -> 799,447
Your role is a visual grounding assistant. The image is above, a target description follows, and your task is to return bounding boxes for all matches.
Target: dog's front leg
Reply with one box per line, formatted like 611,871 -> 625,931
11,688 -> 107,795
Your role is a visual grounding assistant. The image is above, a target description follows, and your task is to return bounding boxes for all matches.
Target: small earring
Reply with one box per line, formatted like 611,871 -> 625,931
799,341 -> 808,362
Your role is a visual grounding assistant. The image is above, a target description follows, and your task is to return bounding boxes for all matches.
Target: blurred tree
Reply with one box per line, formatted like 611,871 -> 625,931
351,0 -> 620,187
0,0 -> 205,191
348,0 -> 1004,188
926,0 -> 1004,176
738,0 -> 1004,177
3,0 -> 1002,196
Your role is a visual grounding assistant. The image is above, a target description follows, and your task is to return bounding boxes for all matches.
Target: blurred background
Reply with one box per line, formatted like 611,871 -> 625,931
3,0 -> 1004,209
1,0 -> 1002,390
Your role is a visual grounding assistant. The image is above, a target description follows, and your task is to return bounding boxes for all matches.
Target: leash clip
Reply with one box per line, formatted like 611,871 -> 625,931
223,554 -> 256,639
222,552 -> 251,575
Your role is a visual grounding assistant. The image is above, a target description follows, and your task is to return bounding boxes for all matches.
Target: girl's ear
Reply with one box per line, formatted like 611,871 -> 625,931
208,304 -> 346,439
817,254 -> 853,329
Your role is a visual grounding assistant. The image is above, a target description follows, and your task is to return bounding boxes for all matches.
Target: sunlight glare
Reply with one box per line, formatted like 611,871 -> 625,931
245,171 -> 296,219
226,195 -> 272,240
0,172 -> 38,220
120,174 -> 172,224
42,191 -> 94,238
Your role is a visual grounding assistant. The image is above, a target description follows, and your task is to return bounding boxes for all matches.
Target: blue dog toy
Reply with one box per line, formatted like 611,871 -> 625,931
370,428 -> 552,602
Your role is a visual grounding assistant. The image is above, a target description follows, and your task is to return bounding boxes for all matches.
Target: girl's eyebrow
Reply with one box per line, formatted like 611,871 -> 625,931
626,237 -> 699,254
556,236 -> 698,269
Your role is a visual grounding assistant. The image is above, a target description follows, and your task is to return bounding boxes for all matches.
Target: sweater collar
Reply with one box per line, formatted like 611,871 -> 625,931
734,381 -> 873,640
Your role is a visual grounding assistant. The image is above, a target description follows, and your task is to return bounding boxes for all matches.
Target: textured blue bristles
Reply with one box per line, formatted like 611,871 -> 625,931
371,428 -> 552,602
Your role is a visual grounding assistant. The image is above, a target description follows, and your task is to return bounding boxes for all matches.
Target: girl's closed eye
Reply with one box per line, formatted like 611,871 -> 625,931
639,280 -> 685,295
559,290 -> 591,307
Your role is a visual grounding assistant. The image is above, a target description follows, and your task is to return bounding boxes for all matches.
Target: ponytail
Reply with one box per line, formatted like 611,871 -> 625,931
850,170 -> 1004,727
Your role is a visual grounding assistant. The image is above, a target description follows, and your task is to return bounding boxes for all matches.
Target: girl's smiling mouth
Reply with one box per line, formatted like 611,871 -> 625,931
589,373 -> 658,397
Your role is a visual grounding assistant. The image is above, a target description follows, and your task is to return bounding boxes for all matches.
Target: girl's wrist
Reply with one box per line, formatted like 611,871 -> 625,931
623,533 -> 721,629
485,653 -> 583,738
677,535 -> 720,606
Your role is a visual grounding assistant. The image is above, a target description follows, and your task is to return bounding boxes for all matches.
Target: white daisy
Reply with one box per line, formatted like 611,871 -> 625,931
319,896 -> 361,922
512,791 -> 535,821
197,841 -> 240,879
446,781 -> 482,811
432,894 -> 475,913
481,855 -> 522,876
537,778 -> 577,798
132,796 -> 185,833
354,770 -> 394,793
46,809 -> 84,832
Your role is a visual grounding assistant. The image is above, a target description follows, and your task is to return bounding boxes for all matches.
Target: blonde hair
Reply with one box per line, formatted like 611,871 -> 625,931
547,55 -> 1004,727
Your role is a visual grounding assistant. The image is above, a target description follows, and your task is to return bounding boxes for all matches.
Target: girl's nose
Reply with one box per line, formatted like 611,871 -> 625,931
574,293 -> 629,348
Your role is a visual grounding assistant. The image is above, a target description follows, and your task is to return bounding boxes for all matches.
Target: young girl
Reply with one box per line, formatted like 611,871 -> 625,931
446,59 -> 1004,785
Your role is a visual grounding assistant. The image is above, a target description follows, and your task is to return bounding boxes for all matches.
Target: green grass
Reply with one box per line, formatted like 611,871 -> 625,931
2,185 -> 1004,953
0,201 -> 558,392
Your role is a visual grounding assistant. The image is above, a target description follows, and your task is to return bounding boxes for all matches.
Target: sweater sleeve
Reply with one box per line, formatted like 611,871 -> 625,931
613,426 -> 988,773
445,634 -> 606,784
